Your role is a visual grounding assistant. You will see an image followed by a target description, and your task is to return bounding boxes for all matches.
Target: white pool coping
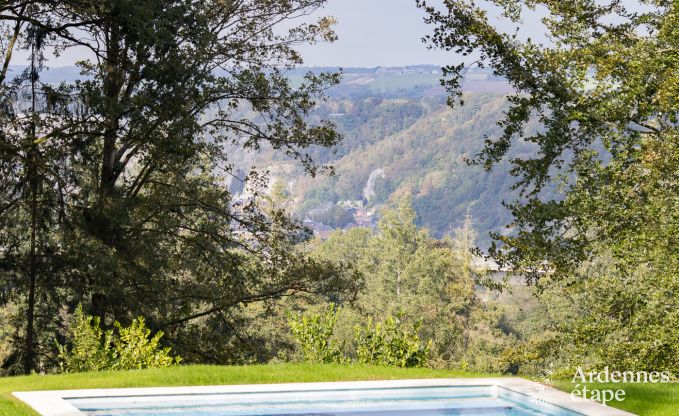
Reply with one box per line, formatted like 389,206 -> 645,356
13,377 -> 636,416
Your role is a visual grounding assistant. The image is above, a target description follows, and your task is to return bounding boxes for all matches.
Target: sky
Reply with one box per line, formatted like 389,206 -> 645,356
12,0 -> 650,68
13,0 -> 458,68
294,0 -> 455,67
13,0 -> 551,68
293,0 -> 554,68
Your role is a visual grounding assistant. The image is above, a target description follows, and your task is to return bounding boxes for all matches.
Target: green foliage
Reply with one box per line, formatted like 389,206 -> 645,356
418,0 -> 679,284
311,227 -> 373,266
488,256 -> 679,376
58,307 -> 180,373
545,260 -> 679,374
287,304 -> 430,368
0,0 -> 351,373
309,197 -> 480,369
354,316 -> 430,368
417,0 -> 679,376
56,307 -> 115,373
288,304 -> 344,364
113,318 -> 180,370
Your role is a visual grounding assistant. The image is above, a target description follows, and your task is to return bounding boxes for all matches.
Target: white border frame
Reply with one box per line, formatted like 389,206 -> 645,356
13,378 -> 636,416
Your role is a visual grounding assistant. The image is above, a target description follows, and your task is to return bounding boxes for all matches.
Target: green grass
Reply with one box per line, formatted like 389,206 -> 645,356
1,364 -> 677,416
0,363 -> 492,416
553,379 -> 679,416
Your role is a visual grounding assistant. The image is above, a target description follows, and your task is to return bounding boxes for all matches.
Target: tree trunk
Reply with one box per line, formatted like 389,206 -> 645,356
99,21 -> 121,199
24,151 -> 38,374
0,17 -> 22,84
24,39 -> 39,374
91,20 -> 123,323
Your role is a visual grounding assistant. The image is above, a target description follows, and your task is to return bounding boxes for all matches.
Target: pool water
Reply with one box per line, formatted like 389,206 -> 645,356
67,385 -> 581,416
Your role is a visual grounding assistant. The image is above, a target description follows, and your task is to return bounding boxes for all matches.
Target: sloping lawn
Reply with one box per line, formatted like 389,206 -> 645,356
0,364 -> 676,416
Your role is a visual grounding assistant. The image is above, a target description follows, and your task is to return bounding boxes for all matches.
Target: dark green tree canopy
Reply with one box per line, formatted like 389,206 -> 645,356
0,0 -> 355,373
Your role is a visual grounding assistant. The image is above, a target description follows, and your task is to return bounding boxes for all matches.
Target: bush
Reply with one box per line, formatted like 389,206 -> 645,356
113,317 -> 179,370
57,306 -> 180,373
56,306 -> 115,372
354,315 -> 430,368
288,304 -> 344,364
288,305 -> 430,368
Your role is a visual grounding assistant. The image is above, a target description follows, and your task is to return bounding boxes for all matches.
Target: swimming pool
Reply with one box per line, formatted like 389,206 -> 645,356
14,379 -> 635,416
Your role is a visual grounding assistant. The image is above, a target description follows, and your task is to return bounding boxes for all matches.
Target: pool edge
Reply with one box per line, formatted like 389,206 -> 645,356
13,377 -> 637,416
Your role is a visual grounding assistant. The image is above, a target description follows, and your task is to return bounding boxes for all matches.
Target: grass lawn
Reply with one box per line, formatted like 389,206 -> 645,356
552,379 -> 679,416
0,364 -> 676,416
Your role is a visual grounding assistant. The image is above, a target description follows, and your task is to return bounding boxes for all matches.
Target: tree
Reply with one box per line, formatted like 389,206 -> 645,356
312,197 -> 477,366
0,0 -> 351,373
418,0 -> 678,372
359,195 -> 425,313
418,0 -> 678,284
0,8 -> 75,373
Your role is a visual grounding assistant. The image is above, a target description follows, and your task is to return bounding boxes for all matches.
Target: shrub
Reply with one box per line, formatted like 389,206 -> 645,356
56,306 -> 115,372
57,306 -> 180,373
287,304 -> 431,368
354,315 -> 430,368
288,304 -> 344,363
113,317 -> 179,370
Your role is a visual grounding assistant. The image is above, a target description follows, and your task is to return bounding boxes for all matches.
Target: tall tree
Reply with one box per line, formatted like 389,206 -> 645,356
0,0 -> 352,372
418,0 -> 678,284
418,0 -> 678,372
1,6 -> 76,373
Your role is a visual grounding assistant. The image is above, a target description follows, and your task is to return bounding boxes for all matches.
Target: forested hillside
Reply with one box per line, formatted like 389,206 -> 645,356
235,91 -> 537,245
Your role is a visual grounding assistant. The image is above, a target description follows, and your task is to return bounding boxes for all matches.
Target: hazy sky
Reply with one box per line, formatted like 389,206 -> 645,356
295,0 -> 455,67
13,0 -> 649,68
13,0 -> 457,68
13,0 -> 550,68
295,0 -> 553,67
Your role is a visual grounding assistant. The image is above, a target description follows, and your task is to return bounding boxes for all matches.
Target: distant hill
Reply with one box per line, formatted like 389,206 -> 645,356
302,93 -> 539,244
232,91 -> 539,247
11,64 -> 510,96
292,65 -> 512,98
